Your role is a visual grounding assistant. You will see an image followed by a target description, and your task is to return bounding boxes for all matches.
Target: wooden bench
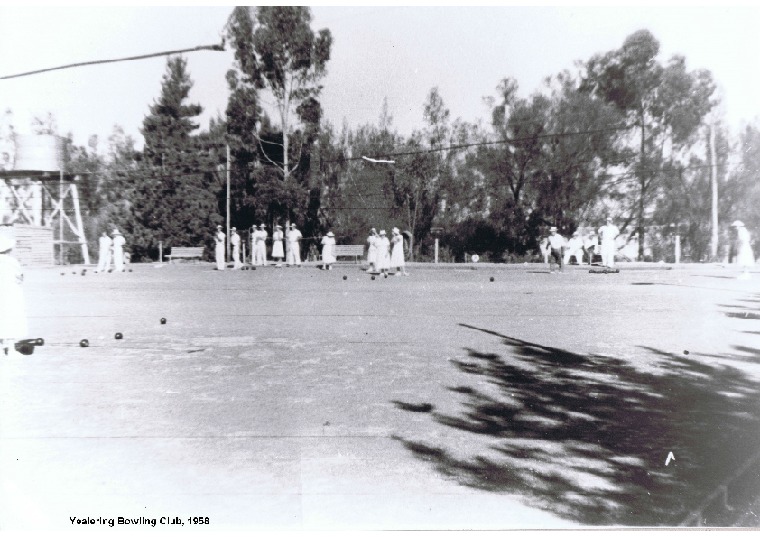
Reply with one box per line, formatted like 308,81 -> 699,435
166,246 -> 204,263
334,245 -> 365,263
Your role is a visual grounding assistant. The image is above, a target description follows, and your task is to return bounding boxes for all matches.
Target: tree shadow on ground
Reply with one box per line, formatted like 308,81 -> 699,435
391,324 -> 760,526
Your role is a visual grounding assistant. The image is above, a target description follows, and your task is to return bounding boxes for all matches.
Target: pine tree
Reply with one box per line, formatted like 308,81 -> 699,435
127,56 -> 223,261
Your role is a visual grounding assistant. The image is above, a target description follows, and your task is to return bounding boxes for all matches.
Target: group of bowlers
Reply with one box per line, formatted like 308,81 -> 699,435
95,229 -> 128,273
366,227 -> 408,276
215,222 -> 303,271
542,216 -> 620,273
213,223 -> 409,275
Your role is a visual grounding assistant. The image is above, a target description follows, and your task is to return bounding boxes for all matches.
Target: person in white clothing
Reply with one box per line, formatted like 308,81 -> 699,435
214,225 -> 226,270
231,227 -> 242,269
598,217 -> 620,268
390,227 -> 408,275
366,228 -> 378,272
271,225 -> 285,267
321,231 -> 336,270
731,220 -> 754,279
376,230 -> 391,274
546,227 -> 566,273
254,223 -> 268,266
112,229 -> 126,272
563,230 -> 585,266
0,236 -> 27,358
95,231 -> 112,273
287,224 -> 302,266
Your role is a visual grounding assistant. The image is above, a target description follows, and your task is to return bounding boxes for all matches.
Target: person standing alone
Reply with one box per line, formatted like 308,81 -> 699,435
598,217 -> 620,268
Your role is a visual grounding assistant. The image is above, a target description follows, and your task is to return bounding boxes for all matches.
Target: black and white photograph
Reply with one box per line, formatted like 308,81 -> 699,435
1,3 -> 760,532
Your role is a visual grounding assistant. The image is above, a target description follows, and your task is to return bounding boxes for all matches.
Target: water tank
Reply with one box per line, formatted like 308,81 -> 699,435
12,135 -> 63,172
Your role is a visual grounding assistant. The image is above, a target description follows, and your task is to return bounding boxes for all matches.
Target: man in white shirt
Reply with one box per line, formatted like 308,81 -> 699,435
95,231 -> 112,273
598,217 -> 620,268
286,223 -> 302,266
546,226 -> 566,273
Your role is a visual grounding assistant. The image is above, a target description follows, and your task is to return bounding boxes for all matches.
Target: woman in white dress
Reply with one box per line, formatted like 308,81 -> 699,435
96,231 -> 112,273
366,228 -> 378,272
321,231 -> 337,270
376,230 -> 391,274
390,227 -> 408,276
271,225 -> 285,267
732,220 -> 754,279
112,229 -> 126,272
256,223 -> 268,266
0,236 -> 27,357
214,225 -> 226,270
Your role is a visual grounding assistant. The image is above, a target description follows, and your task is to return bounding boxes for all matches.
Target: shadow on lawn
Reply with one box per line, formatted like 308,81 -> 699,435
391,324 -> 760,527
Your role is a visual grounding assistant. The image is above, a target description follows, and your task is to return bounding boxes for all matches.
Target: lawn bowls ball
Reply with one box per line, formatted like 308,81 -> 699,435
80,339 -> 89,348
160,318 -> 167,325
371,276 -> 376,280
115,332 -> 123,340
490,277 -> 495,282
343,275 -> 347,280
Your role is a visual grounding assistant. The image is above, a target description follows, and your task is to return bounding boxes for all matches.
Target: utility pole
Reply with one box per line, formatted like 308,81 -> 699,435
709,124 -> 719,261
226,144 -> 231,263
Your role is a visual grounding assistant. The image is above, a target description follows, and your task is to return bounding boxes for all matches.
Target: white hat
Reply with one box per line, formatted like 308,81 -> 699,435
291,223 -> 297,228
276,224 -> 282,229
731,220 -> 745,227
327,231 -> 335,237
379,230 -> 386,236
392,227 -> 399,234
0,235 -> 15,253
231,227 -> 237,231
112,229 -> 122,236
260,223 -> 266,228
550,226 -> 557,232
217,225 -> 222,229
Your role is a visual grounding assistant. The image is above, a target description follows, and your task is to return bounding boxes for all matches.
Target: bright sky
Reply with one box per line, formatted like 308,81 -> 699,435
1,4 -> 759,151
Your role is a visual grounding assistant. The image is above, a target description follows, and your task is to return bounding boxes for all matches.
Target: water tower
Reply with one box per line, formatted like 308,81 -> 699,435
0,134 -> 89,265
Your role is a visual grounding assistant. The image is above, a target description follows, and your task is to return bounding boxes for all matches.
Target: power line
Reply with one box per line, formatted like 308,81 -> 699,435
323,125 -> 634,164
0,43 -> 226,80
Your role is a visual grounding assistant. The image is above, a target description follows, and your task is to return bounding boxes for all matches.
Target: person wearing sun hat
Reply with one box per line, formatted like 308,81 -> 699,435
366,228 -> 378,272
214,225 -> 226,271
230,227 -> 242,269
0,235 -> 27,357
286,223 -> 302,267
546,226 -> 566,273
112,229 -> 126,272
253,223 -> 268,266
376,229 -> 391,275
390,227 -> 408,276
731,220 -> 754,279
271,224 -> 285,267
321,231 -> 337,270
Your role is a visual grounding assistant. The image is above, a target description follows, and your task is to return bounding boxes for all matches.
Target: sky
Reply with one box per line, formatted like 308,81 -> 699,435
1,4 -> 759,152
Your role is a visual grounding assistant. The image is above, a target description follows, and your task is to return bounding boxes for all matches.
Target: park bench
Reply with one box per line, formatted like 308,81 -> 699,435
334,244 -> 365,263
166,246 -> 204,263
